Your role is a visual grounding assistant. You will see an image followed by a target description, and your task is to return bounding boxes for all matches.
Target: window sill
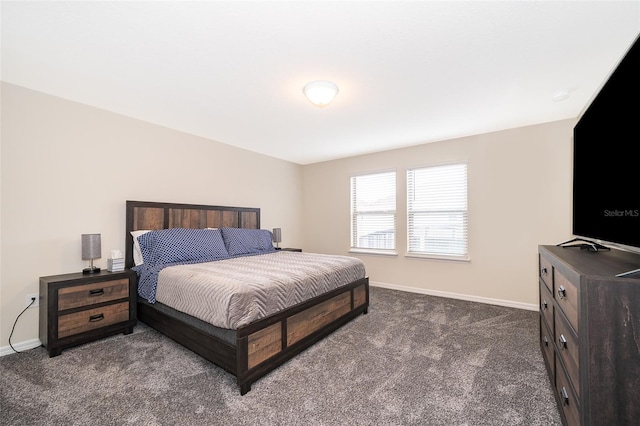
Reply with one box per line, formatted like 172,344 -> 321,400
349,249 -> 398,257
405,253 -> 471,262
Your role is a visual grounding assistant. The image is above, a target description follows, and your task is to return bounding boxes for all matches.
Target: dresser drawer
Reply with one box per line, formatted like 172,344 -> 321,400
556,361 -> 580,426
554,269 -> 578,333
539,254 -> 553,292
540,316 -> 554,377
539,282 -> 553,331
554,310 -> 580,398
58,301 -> 130,338
58,278 -> 129,310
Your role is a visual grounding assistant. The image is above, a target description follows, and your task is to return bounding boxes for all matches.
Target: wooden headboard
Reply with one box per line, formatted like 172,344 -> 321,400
125,200 -> 261,269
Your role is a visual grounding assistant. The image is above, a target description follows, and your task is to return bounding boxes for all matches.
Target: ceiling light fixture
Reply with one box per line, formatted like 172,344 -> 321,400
303,80 -> 339,107
552,89 -> 570,102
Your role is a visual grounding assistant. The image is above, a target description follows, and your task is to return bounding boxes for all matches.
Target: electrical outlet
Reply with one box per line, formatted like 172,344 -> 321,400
26,293 -> 39,308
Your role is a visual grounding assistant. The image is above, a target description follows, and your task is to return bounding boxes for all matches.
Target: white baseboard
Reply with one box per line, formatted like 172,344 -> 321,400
0,284 -> 535,357
0,338 -> 42,357
370,281 -> 538,311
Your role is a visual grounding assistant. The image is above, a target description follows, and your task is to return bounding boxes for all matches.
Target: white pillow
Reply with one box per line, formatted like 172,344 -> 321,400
130,230 -> 151,266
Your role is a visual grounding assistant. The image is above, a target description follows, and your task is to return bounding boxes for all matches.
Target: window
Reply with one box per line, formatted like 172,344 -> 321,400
407,163 -> 468,259
350,171 -> 396,251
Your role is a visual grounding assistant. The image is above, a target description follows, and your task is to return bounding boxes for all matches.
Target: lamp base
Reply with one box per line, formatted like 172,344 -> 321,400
82,267 -> 101,275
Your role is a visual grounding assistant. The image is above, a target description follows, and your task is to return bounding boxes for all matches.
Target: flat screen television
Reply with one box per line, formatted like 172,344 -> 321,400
572,33 -> 640,258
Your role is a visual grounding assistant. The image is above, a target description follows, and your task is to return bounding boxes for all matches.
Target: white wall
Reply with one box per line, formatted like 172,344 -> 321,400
302,119 -> 575,308
0,83 -> 303,350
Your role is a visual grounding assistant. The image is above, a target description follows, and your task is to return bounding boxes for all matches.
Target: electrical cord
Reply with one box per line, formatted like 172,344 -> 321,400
8,297 -> 36,353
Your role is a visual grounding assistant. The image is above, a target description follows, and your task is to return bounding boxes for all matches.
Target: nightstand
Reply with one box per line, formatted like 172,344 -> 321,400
39,269 -> 137,357
280,248 -> 302,252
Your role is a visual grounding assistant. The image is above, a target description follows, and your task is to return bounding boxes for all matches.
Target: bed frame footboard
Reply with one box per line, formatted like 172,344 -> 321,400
236,277 -> 369,394
138,276 -> 369,395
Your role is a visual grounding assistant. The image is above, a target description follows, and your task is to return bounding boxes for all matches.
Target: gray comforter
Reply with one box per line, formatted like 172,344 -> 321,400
154,251 -> 366,329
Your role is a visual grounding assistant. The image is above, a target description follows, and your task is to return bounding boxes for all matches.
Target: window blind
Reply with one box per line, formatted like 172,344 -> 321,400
407,163 -> 468,258
350,171 -> 396,250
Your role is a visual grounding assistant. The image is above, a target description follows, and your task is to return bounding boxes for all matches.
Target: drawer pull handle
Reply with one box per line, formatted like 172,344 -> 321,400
557,286 -> 566,299
89,313 -> 104,322
561,387 -> 570,405
558,334 -> 568,349
542,299 -> 548,310
89,289 -> 105,297
543,336 -> 549,347
541,267 -> 548,276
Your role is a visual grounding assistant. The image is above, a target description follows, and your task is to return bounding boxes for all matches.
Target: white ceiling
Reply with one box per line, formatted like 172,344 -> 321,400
2,1 -> 639,165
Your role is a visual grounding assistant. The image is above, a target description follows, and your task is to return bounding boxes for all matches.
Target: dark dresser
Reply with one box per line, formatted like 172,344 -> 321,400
538,245 -> 640,425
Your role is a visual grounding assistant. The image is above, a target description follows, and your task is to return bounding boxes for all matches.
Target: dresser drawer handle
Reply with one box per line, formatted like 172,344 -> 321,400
557,286 -> 566,299
89,289 -> 105,297
558,334 -> 568,349
561,387 -> 570,405
541,267 -> 548,276
543,336 -> 549,347
89,313 -> 105,322
542,299 -> 548,310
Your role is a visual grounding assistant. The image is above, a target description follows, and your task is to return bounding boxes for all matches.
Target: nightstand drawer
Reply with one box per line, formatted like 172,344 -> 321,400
58,301 -> 130,338
58,278 -> 129,310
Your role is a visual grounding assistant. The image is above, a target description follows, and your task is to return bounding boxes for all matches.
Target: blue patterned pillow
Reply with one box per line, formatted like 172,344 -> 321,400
137,228 -> 230,266
220,228 -> 276,256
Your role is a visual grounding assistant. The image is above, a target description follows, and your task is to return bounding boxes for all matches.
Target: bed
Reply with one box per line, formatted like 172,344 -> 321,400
125,200 -> 369,395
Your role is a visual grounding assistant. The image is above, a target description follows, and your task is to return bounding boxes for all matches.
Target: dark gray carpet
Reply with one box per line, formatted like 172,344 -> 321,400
1,287 -> 561,425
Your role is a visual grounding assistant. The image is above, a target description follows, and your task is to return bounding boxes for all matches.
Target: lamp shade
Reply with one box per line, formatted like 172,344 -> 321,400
81,234 -> 101,260
272,228 -> 282,244
303,81 -> 339,107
